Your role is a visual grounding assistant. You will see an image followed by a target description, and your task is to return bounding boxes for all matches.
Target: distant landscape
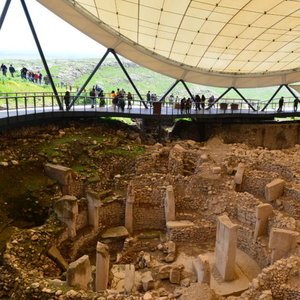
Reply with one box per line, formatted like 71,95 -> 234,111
0,56 -> 299,102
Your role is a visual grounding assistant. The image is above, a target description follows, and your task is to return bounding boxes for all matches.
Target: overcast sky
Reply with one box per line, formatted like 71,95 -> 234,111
0,0 -> 106,59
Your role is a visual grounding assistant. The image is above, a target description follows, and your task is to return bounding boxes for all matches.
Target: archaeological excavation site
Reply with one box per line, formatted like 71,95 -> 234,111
0,120 -> 300,300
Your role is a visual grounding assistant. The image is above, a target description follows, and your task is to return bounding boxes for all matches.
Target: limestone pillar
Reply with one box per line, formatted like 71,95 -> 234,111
254,203 -> 273,240
124,264 -> 135,293
125,193 -> 135,235
165,185 -> 176,223
215,215 -> 238,281
269,228 -> 299,264
44,163 -> 75,195
234,163 -> 245,191
95,242 -> 110,292
86,190 -> 102,230
67,255 -> 91,290
265,179 -> 285,202
54,195 -> 78,238
193,254 -> 210,284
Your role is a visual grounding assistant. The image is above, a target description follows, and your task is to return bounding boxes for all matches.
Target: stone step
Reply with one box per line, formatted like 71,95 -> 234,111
166,220 -> 195,229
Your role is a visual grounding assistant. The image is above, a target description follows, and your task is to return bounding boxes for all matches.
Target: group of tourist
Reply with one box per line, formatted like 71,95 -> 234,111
111,88 -> 133,112
1,62 -> 46,85
1,63 -> 15,77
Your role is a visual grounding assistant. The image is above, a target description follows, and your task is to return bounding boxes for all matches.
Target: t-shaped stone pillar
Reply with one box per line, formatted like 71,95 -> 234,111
265,179 -> 285,202
215,215 -> 238,281
54,195 -> 78,238
234,163 -> 245,191
86,190 -> 102,231
269,228 -> 299,264
95,242 -> 110,292
67,255 -> 92,290
165,185 -> 176,223
44,163 -> 75,195
254,203 -> 273,240
125,184 -> 135,234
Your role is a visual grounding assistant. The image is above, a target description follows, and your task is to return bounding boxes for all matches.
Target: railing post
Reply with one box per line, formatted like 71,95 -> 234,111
25,96 -> 27,116
15,97 -> 18,118
34,96 -> 36,114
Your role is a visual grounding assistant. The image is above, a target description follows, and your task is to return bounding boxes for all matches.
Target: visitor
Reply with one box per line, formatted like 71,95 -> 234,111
195,94 -> 201,111
90,87 -> 96,108
20,66 -> 28,79
277,96 -> 284,112
118,96 -> 125,112
1,64 -> 7,76
294,98 -> 299,112
64,91 -> 71,111
127,92 -> 133,109
200,94 -> 206,110
98,89 -> 105,107
180,98 -> 186,114
186,98 -> 192,114
146,91 -> 151,105
9,64 -> 15,77
208,95 -> 215,108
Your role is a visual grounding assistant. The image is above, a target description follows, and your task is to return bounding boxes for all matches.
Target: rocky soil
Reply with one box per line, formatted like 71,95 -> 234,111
0,120 -> 300,299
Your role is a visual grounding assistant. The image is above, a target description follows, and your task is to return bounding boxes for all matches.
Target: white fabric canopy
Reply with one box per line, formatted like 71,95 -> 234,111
37,0 -> 300,88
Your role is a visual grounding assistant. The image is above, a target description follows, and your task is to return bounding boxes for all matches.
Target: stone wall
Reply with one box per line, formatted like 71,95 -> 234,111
239,256 -> 300,300
167,220 -> 216,244
241,170 -> 278,198
237,225 -> 270,268
98,200 -> 125,228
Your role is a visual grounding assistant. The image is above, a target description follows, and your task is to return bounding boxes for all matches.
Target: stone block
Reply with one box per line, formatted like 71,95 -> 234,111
170,266 -> 181,284
124,264 -> 135,293
212,167 -> 221,174
269,228 -> 299,263
265,179 -> 285,202
142,271 -> 154,291
101,226 -> 129,239
44,163 -> 74,186
67,255 -> 91,290
166,220 -> 195,229
165,185 -> 176,223
254,203 -> 273,240
158,265 -> 172,280
48,246 -> 68,271
192,255 -> 210,284
234,163 -> 245,185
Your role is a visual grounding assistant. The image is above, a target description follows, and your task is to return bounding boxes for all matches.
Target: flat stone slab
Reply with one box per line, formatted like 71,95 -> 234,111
101,226 -> 129,239
166,220 -> 195,229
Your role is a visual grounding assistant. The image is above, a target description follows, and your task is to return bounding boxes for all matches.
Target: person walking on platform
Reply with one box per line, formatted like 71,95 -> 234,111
294,98 -> 299,112
277,96 -> 284,112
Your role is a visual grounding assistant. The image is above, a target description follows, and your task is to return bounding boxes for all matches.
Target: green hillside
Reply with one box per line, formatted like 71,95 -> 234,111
0,57 -> 299,103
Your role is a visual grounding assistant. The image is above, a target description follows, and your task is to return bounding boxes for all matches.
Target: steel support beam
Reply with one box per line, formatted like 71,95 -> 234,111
180,80 -> 195,101
232,87 -> 256,111
110,49 -> 148,109
285,84 -> 299,100
261,85 -> 284,111
20,0 -> 63,110
0,0 -> 11,31
68,48 -> 110,109
206,87 -> 232,109
159,80 -> 180,102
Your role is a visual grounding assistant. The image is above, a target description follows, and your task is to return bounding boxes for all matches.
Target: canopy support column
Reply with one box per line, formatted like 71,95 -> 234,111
0,0 -> 11,31
159,80 -> 180,102
232,87 -> 256,111
206,87 -> 232,109
180,80 -> 195,101
285,84 -> 299,101
20,0 -> 63,110
68,48 -> 110,109
110,49 -> 148,109
261,85 -> 284,111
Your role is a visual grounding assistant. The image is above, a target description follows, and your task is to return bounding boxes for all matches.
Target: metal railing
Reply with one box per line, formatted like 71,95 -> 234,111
0,92 -> 299,124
